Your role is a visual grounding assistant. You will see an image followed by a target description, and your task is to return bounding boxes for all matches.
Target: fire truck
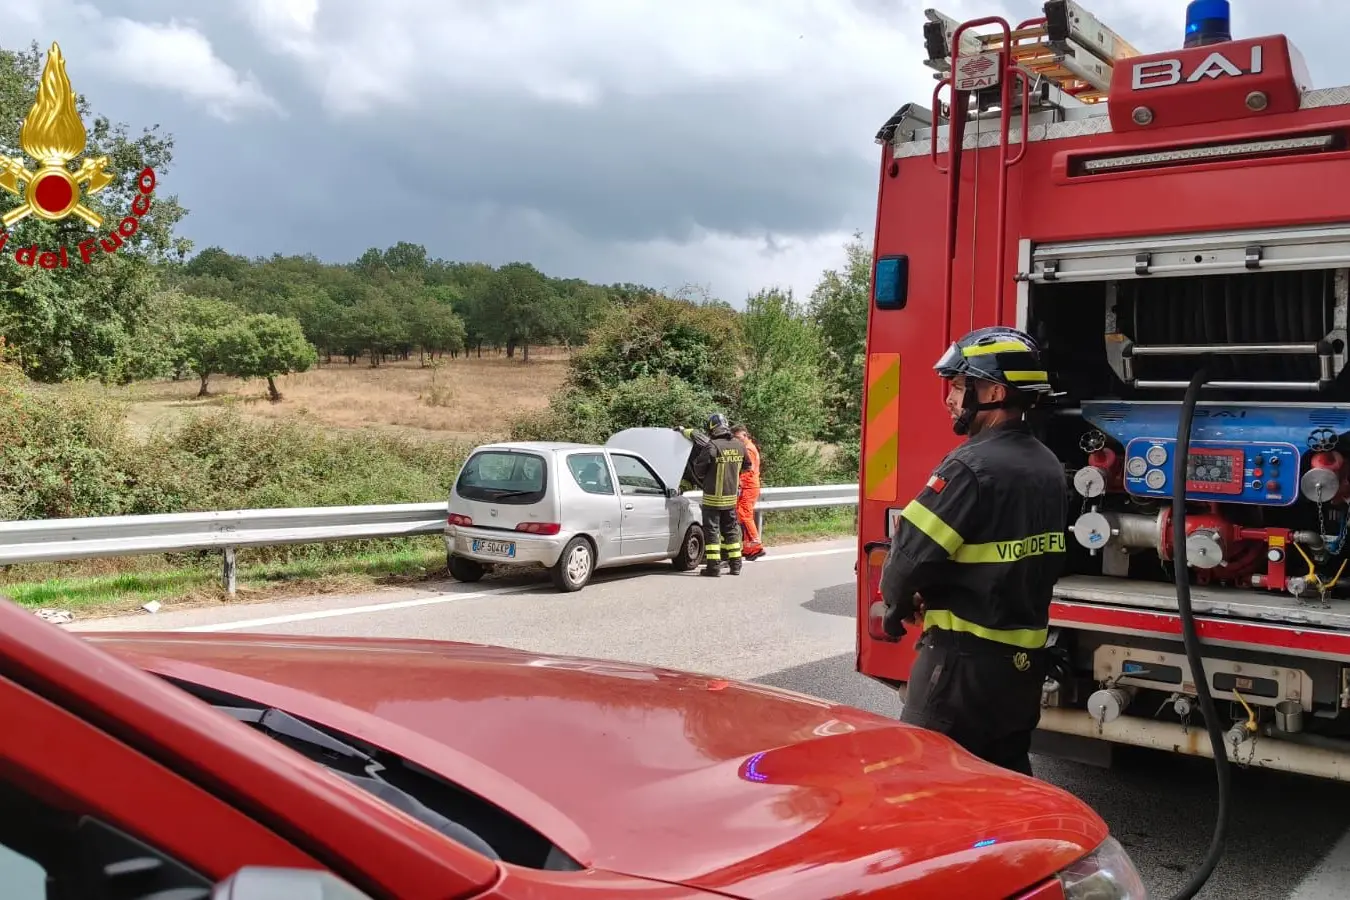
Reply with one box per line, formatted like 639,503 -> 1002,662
856,0 -> 1350,783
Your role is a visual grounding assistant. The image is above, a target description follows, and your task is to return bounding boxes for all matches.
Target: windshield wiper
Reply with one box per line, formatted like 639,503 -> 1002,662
213,704 -> 501,860
215,704 -> 379,774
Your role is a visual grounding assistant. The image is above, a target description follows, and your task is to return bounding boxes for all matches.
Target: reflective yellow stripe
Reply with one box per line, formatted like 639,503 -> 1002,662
899,501 -> 963,555
863,353 -> 901,501
953,531 -> 1066,563
923,609 -> 1048,649
962,341 -> 1027,357
1003,370 -> 1048,382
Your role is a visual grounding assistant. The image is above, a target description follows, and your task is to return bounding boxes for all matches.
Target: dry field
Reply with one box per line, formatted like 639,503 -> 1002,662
113,347 -> 572,442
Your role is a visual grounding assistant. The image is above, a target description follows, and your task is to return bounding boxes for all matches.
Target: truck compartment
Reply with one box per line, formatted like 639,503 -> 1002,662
1022,227 -> 1350,746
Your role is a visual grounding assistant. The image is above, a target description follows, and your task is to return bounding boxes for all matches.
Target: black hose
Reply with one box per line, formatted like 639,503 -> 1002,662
1167,366 -> 1231,900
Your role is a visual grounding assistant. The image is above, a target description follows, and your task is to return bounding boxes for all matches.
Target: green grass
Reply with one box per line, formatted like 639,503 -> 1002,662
2,508 -> 857,617
3,539 -> 448,616
762,507 -> 856,543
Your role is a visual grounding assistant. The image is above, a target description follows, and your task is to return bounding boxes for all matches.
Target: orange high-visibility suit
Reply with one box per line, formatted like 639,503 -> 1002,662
737,436 -> 763,557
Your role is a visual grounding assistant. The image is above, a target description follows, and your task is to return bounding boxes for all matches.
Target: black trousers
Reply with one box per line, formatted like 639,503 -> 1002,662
701,505 -> 741,564
899,626 -> 1046,777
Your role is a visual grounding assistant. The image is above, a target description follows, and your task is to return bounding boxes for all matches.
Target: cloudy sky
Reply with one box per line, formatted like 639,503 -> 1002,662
8,0 -> 1348,304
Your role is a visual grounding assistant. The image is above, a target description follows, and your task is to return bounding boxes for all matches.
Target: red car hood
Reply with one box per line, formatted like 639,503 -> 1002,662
89,633 -> 1105,900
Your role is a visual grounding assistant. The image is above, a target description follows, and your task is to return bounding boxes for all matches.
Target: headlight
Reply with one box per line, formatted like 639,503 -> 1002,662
1057,837 -> 1147,899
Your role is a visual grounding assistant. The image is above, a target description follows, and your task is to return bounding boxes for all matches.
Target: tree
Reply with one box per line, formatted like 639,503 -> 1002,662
737,288 -> 829,483
512,294 -> 744,446
177,297 -> 239,397
403,295 -> 466,365
551,280 -> 612,351
228,314 -> 318,402
0,41 -> 191,383
487,262 -> 558,361
808,231 -> 872,448
347,295 -> 406,365
567,296 -> 742,401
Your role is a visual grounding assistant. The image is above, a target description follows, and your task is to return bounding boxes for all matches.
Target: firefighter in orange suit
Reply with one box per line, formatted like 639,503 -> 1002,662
732,425 -> 765,561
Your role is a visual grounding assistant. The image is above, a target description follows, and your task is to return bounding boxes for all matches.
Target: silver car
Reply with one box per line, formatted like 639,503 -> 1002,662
443,439 -> 704,592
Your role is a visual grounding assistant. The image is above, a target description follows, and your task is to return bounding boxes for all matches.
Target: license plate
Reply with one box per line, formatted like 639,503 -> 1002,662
472,539 -> 516,558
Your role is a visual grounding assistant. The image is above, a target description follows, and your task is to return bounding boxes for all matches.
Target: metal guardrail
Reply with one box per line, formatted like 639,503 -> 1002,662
0,484 -> 858,593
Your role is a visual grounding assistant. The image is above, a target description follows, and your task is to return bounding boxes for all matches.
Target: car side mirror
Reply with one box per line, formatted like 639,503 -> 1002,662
665,487 -> 678,498
212,866 -> 374,899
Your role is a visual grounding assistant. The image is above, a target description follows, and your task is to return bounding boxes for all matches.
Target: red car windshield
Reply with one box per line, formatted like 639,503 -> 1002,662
158,673 -> 581,873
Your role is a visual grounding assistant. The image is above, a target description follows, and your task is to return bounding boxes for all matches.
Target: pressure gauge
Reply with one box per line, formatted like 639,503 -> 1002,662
1127,456 -> 1148,477
1145,469 -> 1167,490
1146,445 -> 1168,467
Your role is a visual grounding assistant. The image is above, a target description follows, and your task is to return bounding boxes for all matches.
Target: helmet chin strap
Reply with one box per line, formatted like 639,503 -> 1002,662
951,384 -> 1018,436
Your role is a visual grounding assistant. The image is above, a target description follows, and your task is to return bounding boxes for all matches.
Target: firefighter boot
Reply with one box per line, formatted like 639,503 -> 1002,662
701,562 -> 722,577
729,559 -> 742,576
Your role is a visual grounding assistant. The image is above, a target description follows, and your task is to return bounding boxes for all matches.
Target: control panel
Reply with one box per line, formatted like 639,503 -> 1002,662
1123,438 -> 1300,506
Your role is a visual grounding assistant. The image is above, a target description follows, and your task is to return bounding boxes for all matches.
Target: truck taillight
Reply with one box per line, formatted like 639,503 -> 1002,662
516,522 -> 561,535
448,514 -> 472,527
862,542 -> 891,640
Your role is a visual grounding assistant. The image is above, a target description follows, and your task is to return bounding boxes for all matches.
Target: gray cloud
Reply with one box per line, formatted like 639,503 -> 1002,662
10,0 -> 1350,302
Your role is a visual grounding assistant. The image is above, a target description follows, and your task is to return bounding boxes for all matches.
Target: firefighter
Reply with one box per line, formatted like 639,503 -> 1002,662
731,425 -> 765,561
676,413 -> 751,577
875,326 -> 1065,777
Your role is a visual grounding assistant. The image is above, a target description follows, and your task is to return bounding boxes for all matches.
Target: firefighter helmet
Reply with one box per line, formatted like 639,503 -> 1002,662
705,412 -> 731,434
934,326 -> 1053,395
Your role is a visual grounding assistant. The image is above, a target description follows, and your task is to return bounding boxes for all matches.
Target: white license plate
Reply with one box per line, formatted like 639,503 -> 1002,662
472,539 -> 516,558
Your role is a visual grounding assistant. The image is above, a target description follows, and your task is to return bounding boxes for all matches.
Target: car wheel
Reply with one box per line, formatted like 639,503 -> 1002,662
672,525 -> 704,571
447,554 -> 485,583
550,536 -> 595,592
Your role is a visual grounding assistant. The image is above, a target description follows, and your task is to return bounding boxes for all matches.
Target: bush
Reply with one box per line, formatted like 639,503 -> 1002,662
0,359 -> 471,535
510,290 -> 856,490
566,297 -> 742,401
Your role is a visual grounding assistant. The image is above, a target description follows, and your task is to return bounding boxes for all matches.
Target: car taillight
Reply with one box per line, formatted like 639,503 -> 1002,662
862,542 -> 890,640
448,514 -> 472,527
516,522 -> 561,535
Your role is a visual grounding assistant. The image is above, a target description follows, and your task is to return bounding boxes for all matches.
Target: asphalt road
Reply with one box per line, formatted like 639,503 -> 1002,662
74,538 -> 1350,898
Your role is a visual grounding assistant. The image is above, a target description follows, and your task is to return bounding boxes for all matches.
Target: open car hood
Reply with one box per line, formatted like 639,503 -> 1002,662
606,427 -> 694,491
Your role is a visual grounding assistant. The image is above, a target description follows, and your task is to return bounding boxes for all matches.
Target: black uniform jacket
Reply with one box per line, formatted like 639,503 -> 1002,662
683,428 -> 750,509
878,420 -> 1068,649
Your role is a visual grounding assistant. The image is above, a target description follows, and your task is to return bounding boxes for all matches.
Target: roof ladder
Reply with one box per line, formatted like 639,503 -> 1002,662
919,1 -> 1138,399
923,1 -> 1141,105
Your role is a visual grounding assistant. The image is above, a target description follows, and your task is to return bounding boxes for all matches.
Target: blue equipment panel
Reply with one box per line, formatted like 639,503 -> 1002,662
1123,438 -> 1300,507
1081,401 -> 1350,449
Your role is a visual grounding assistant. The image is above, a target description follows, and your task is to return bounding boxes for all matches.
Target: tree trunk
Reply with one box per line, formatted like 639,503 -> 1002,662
266,375 -> 282,402
419,346 -> 426,367
523,342 -> 530,362
197,373 -> 210,397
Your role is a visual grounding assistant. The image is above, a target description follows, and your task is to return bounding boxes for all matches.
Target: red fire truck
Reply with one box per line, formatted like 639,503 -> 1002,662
856,1 -> 1350,782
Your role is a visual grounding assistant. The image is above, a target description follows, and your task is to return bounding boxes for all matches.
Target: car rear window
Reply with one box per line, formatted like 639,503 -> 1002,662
455,451 -> 547,504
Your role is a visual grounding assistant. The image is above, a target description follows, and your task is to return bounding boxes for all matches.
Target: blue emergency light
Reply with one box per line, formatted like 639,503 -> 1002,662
1184,0 -> 1232,47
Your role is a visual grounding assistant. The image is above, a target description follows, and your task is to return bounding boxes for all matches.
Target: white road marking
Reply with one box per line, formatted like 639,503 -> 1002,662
176,584 -> 539,633
1290,828 -> 1350,899
751,547 -> 853,562
174,544 -> 855,633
